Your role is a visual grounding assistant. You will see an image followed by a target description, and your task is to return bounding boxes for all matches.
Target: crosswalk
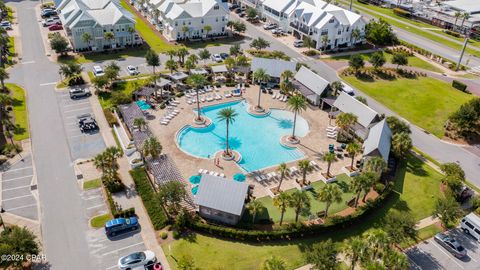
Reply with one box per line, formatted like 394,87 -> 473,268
468,65 -> 480,75
290,56 -> 312,62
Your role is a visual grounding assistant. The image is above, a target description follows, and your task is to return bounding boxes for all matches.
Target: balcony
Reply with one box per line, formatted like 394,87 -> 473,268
289,21 -> 312,35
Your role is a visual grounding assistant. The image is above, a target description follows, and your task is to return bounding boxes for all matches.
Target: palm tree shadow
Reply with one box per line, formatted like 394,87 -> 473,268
278,119 -> 293,129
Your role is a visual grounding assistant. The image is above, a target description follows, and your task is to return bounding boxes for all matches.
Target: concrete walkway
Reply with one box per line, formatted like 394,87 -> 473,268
89,95 -> 171,269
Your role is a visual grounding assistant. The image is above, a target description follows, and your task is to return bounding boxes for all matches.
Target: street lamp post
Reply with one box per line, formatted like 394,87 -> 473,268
456,33 -> 469,72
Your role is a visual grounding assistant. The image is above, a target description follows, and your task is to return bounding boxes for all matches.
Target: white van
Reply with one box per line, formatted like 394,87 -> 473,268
460,213 -> 480,240
293,39 -> 304,47
93,66 -> 105,77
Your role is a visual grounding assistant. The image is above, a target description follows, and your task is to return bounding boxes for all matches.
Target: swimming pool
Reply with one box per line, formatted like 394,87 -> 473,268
136,100 -> 151,111
176,100 -> 309,172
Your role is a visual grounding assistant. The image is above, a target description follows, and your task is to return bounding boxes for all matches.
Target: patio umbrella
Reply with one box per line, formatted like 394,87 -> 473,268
233,173 -> 246,182
189,175 -> 201,184
191,185 -> 199,195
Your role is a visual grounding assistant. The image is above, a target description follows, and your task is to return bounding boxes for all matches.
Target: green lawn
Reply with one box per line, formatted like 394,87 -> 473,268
120,0 -> 179,53
7,36 -> 15,66
341,75 -> 473,137
257,174 -> 354,223
338,0 -> 480,55
90,213 -> 112,228
7,83 -> 29,141
401,224 -> 443,248
163,155 -> 442,270
83,178 -> 102,190
329,51 -> 443,73
98,78 -> 149,109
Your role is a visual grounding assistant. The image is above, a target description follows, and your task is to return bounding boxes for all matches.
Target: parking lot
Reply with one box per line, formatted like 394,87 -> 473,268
1,155 -> 38,220
82,187 -> 146,270
407,228 -> 480,270
56,90 -> 105,160
83,57 -> 153,78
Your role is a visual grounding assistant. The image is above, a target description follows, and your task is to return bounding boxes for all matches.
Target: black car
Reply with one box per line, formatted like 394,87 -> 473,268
78,114 -> 99,133
234,8 -> 242,14
229,4 -> 239,10
220,53 -> 229,60
41,9 -> 57,18
239,12 -> 246,18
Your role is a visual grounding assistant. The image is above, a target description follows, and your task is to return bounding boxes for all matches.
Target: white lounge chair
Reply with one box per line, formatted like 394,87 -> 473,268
206,95 -> 214,102
200,97 -> 206,102
282,96 -> 288,102
270,172 -> 278,179
272,93 -> 277,99
213,172 -> 219,177
289,167 -> 298,175
198,169 -> 203,174
277,94 -> 283,100
310,160 -> 319,168
326,126 -> 337,132
220,173 -> 225,178
255,176 -> 262,182
202,169 -> 209,174
224,91 -> 232,98
260,175 -> 268,181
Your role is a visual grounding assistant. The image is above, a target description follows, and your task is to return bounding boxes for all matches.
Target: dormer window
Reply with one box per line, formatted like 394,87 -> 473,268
214,4 -> 219,10
329,19 -> 334,23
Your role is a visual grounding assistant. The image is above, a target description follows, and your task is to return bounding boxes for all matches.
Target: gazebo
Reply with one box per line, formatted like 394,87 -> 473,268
168,71 -> 188,82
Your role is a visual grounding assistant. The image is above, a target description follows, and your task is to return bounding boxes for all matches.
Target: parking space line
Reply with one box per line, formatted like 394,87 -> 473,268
2,184 -> 31,191
86,204 -> 104,210
5,203 -> 37,211
406,254 -> 422,270
84,195 -> 102,200
431,241 -> 464,269
105,264 -> 118,270
39,82 -> 56,86
101,242 -> 144,257
2,194 -> 34,202
69,134 -> 85,139
3,166 -> 32,172
63,101 -> 90,108
1,174 -> 33,182
64,107 -> 91,113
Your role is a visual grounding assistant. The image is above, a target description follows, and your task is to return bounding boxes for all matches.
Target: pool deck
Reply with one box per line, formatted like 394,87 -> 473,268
147,85 -> 358,199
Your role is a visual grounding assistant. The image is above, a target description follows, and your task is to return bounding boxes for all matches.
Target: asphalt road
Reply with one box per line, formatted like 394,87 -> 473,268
7,1 -> 94,269
407,228 -> 480,270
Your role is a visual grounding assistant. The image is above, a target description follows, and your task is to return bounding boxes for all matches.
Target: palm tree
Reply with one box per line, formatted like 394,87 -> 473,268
298,159 -> 312,186
0,93 -> 12,126
181,25 -> 190,39
217,107 -> 238,157
198,49 -> 211,65
142,137 -> 162,159
187,54 -> 198,65
165,59 -> 177,74
336,112 -> 358,138
273,192 -> 290,226
330,81 -> 343,96
247,200 -> 264,225
318,184 -> 342,218
103,31 -> 115,49
133,118 -> 146,131
360,172 -> 376,202
346,142 -> 361,170
236,55 -> 249,67
287,95 -> 307,141
383,249 -> 410,270
253,68 -> 270,111
186,74 -> 207,121
276,162 -> 288,192
176,47 -> 189,66
350,173 -> 373,207
454,11 -> 462,28
224,57 -> 236,71
288,190 -> 310,222
303,36 -> 315,50
203,25 -> 212,38
460,12 -> 470,29
364,229 -> 390,261
391,132 -> 412,159
81,32 -> 93,49
0,67 -> 8,91
165,49 -> 177,60
280,80 -> 294,96
351,28 -> 360,46
364,156 -> 387,180
343,236 -> 365,270
227,21 -> 235,33
321,35 -> 329,53
281,70 -> 294,83
145,49 -> 160,97
262,256 -> 286,270
323,152 -> 336,177
184,59 -> 195,72
93,152 -> 109,173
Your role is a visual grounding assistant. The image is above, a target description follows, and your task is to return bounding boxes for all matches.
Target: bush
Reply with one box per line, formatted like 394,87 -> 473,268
452,80 -> 468,93
103,109 -> 118,127
445,30 -> 461,38
110,91 -> 132,106
67,76 -> 85,86
114,207 -> 136,218
130,168 -> 169,230
160,231 -> 168,239
393,8 -> 411,18
304,50 -> 319,56
1,143 -> 22,157
172,230 -> 180,239
374,183 -> 385,193
175,92 -> 184,98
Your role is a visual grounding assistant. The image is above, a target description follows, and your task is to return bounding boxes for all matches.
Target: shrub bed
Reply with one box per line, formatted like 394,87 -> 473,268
104,188 -> 135,218
103,108 -> 118,127
189,184 -> 393,242
444,30 -> 461,38
130,168 -> 169,230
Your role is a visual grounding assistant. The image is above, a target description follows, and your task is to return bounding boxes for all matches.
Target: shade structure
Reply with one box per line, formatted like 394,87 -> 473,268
191,185 -> 199,195
189,175 -> 201,184
233,173 -> 246,182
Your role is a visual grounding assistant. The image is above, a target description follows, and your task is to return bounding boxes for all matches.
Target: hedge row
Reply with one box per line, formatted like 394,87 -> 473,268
393,8 -> 411,18
452,80 -> 468,93
190,185 -> 393,242
445,30 -> 461,38
130,168 -> 169,230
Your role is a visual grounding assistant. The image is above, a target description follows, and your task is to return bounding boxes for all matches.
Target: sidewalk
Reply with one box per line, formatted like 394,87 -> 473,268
89,95 -> 171,269
415,216 -> 440,230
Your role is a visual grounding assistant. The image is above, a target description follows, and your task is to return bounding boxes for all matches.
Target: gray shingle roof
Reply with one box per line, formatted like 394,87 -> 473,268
251,57 -> 297,78
333,92 -> 379,128
195,174 -> 249,216
294,66 -> 329,96
363,119 -> 392,162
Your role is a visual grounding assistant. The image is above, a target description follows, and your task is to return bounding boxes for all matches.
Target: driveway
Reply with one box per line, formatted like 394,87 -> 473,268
407,228 -> 480,270
1,155 -> 38,220
56,90 -> 106,160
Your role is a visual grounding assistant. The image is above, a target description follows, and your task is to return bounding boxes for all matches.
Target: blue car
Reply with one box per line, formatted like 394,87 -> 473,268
105,217 -> 139,237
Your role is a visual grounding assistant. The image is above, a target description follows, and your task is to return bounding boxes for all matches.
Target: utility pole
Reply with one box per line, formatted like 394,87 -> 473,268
349,0 -> 353,11
456,34 -> 469,72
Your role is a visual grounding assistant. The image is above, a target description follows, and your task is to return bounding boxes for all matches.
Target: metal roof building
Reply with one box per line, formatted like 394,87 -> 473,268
363,119 -> 392,162
333,92 -> 379,128
251,57 -> 297,79
293,66 -> 329,106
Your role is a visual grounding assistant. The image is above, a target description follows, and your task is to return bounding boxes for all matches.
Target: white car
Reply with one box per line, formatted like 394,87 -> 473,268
341,82 -> 355,96
211,54 -> 223,62
263,23 -> 277,30
92,66 -> 104,77
118,250 -> 156,270
127,65 -> 139,75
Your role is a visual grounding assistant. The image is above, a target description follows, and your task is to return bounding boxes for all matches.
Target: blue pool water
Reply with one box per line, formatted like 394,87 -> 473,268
176,100 -> 309,172
136,100 -> 151,111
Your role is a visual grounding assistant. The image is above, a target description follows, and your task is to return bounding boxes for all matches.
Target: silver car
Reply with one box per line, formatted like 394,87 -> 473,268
118,250 -> 156,270
434,233 -> 467,258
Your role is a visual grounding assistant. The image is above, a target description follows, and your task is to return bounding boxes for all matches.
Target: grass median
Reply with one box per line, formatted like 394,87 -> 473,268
7,83 -> 29,141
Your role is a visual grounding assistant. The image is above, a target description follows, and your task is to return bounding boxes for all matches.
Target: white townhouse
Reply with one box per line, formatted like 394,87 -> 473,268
57,0 -> 141,52
261,0 -> 367,50
145,0 -> 230,41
